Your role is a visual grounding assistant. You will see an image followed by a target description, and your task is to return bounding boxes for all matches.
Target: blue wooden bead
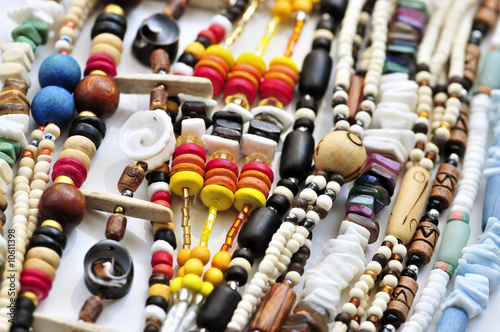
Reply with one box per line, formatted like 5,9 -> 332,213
31,86 -> 75,127
436,307 -> 468,332
38,54 -> 81,92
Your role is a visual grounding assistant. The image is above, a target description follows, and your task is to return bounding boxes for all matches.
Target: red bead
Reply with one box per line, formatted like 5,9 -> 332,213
151,191 -> 172,205
194,66 -> 225,97
84,60 -> 117,77
151,251 -> 173,267
224,77 -> 257,105
20,269 -> 52,301
152,200 -> 171,209
208,24 -> 225,44
152,263 -> 174,280
52,158 -> 88,188
241,162 -> 274,183
197,29 -> 217,45
205,158 -> 239,177
173,143 -> 207,162
259,78 -> 294,106
86,53 -> 116,67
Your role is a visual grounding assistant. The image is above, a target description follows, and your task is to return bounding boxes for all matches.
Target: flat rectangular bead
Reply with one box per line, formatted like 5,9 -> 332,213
365,153 -> 402,175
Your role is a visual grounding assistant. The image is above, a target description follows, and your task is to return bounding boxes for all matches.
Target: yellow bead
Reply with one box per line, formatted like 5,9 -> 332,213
203,267 -> 224,286
89,70 -> 107,76
170,277 -> 183,293
178,266 -> 185,277
41,219 -> 62,232
292,0 -> 313,14
236,53 -> 266,74
210,149 -> 235,162
184,258 -> 205,276
212,251 -> 232,274
104,4 -> 124,16
21,292 -> 38,306
53,175 -> 74,186
273,0 -> 293,21
270,56 -> 299,73
200,281 -> 214,297
177,248 -> 191,267
190,245 -> 211,265
205,45 -> 235,68
185,41 -> 206,60
176,134 -> 202,146
200,184 -> 235,211
234,187 -> 267,212
182,273 -> 203,293
149,284 -> 171,300
170,171 -> 204,196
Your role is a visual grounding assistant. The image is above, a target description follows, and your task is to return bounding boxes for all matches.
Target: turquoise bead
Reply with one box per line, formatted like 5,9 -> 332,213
23,19 -> 49,45
436,219 -> 470,268
477,50 -> 500,90
0,151 -> 14,168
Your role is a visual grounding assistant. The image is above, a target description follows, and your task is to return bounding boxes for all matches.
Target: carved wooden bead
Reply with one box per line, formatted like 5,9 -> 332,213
38,183 -> 86,232
74,74 -> 120,118
105,213 -> 127,241
150,85 -> 168,111
474,0 -> 500,32
408,221 -> 440,265
464,44 -> 480,87
447,102 -> 469,152
150,49 -> 171,74
79,295 -> 104,323
386,276 -> 418,323
2,78 -> 29,95
117,162 -> 148,193
429,163 -> 460,210
313,130 -> 367,182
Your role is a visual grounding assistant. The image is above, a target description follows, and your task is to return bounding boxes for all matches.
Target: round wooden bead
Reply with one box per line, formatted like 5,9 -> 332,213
314,130 -> 367,182
38,183 -> 86,232
31,86 -> 75,127
73,74 -> 120,118
25,247 -> 60,269
38,54 -> 81,92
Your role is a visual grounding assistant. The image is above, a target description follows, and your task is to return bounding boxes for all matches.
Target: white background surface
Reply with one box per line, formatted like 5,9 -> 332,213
0,0 -> 496,331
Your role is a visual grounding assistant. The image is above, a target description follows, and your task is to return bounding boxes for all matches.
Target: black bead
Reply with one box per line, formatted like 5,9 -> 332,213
420,213 -> 439,226
324,188 -> 336,201
68,122 -> 103,149
277,179 -> 299,196
146,296 -> 169,313
299,49 -> 333,100
417,63 -> 429,72
182,101 -> 207,115
266,194 -> 291,217
197,284 -> 242,330
334,113 -> 347,123
382,313 -> 402,329
33,226 -> 67,249
174,111 -> 212,135
372,253 -> 388,267
232,248 -> 254,266
444,143 -> 464,158
95,12 -> 127,30
143,325 -> 160,332
28,234 -> 63,256
296,94 -> 317,113
284,213 -> 299,225
445,158 -> 458,167
401,268 -> 417,280
412,122 -> 428,134
72,115 -> 106,135
293,117 -> 315,133
407,254 -> 424,268
146,171 -> 170,185
320,0 -> 347,22
280,130 -> 315,182
10,326 -> 30,332
248,119 -> 282,142
153,229 -> 177,249
213,110 -> 243,125
91,20 -> 126,40
16,297 -> 36,312
178,52 -> 198,68
234,0 -> 249,10
227,6 -> 243,21
149,273 -> 170,287
11,308 -> 33,328
427,199 -> 444,213
238,207 -> 281,258
312,37 -> 331,51
301,218 -> 316,231
225,265 -> 248,286
316,13 -> 335,32
195,36 -> 211,48
166,110 -> 176,124
472,22 -> 488,36
212,127 -> 242,142
220,9 -> 238,23
306,182 -> 321,195
335,312 -> 351,325
435,84 -> 447,95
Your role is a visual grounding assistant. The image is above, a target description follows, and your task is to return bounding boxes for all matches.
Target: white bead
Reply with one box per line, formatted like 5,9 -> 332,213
380,274 -> 398,288
171,62 -> 194,76
447,82 -> 463,95
410,148 -> 425,162
372,298 -> 388,311
392,244 -> 407,257
150,240 -> 174,255
148,181 -> 170,197
355,111 -> 372,127
363,83 -> 378,97
350,124 -> 364,138
335,120 -> 350,131
299,188 -> 317,204
360,274 -> 375,289
366,261 -> 382,275
355,281 -> 369,294
349,287 -> 365,300
273,186 -> 294,203
294,108 -> 316,122
305,210 -> 320,224
295,226 -> 309,239
289,208 -> 306,221
375,291 -> 390,303
285,271 -> 301,286
333,104 -> 349,117
229,257 -> 252,274
367,305 -> 384,319
377,245 -> 392,259
259,259 -> 275,276
359,321 -> 376,332
312,175 -> 327,190
415,71 -> 431,83
291,232 -> 306,246
316,194 -> 333,211
442,113 -> 458,126
342,302 -> 357,317
285,239 -> 301,253
55,39 -> 72,53
333,90 -> 349,102
143,305 -> 166,322
446,97 -> 461,108
387,259 -> 403,271
415,133 -> 427,143
265,246 -> 281,258
419,158 -> 434,171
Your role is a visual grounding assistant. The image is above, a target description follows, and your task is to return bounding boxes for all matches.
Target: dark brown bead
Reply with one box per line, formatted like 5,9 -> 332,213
38,183 -> 86,232
372,253 -> 388,267
429,163 -> 460,210
448,102 -> 469,151
149,273 -> 170,286
415,141 -> 425,150
118,162 -> 148,193
329,173 -> 344,186
150,49 -> 171,74
408,221 -> 440,265
292,197 -> 308,210
347,75 -> 364,122
335,312 -> 351,325
288,262 -> 305,275
0,193 -> 7,212
163,0 -> 188,19
78,295 -> 103,323
312,205 -> 328,219
0,103 -> 30,116
99,0 -> 143,7
2,78 -> 28,95
290,253 -> 308,266
105,213 -> 127,241
296,246 -> 311,259
150,85 -> 168,111
474,0 -> 500,32
74,74 -> 120,118
381,267 -> 401,280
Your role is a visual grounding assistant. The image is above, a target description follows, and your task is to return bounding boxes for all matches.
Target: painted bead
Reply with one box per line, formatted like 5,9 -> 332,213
38,54 -> 81,92
31,86 -> 75,127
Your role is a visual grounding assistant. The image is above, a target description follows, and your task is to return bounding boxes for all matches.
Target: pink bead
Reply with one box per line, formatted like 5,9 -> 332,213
365,153 -> 402,176
20,269 -> 53,301
86,53 -> 115,67
224,77 -> 257,105
151,191 -> 172,204
151,251 -> 173,267
241,161 -> 274,183
194,66 -> 225,97
52,157 -> 88,188
209,23 -> 225,44
173,143 -> 207,162
84,60 -> 117,77
205,158 -> 239,177
346,205 -> 374,219
259,78 -> 294,106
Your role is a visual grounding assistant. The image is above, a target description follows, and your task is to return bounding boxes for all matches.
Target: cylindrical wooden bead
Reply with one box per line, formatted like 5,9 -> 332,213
117,162 -> 147,193
447,102 -> 469,151
150,85 -> 168,111
474,0 -> 500,32
346,75 -> 364,122
429,163 -> 460,210
238,207 -> 281,258
105,213 -> 127,241
150,49 -> 171,74
163,0 -> 188,20
78,295 -> 104,323
197,284 -> 242,331
250,283 -> 297,332
408,221 -> 440,265
464,44 -> 480,87
385,276 -> 418,323
280,130 -> 315,182
298,49 -> 333,100
386,166 -> 431,245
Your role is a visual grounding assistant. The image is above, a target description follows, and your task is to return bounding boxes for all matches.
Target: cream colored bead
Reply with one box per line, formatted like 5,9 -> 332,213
39,140 -> 55,152
17,166 -> 33,180
359,322 -> 376,332
383,235 -> 397,246
335,120 -> 350,131
90,43 -> 121,65
418,85 -> 433,96
30,179 -> 47,190
291,231 -> 307,246
367,306 -> 384,319
442,113 -> 458,126
59,26 -> 76,41
416,71 -> 431,83
414,133 -> 427,143
372,298 -> 388,311
342,302 -> 358,317
377,245 -> 392,259
38,154 -> 52,163
326,180 -> 341,194
19,157 -> 35,169
14,182 -> 30,194
360,274 -> 375,289
446,97 -> 461,108
355,111 -> 371,127
294,108 -> 316,122
375,291 -> 391,303
380,274 -> 398,288
313,29 -> 334,41
44,123 -> 61,138
366,261 -> 382,275
273,186 -> 294,203
448,82 -> 463,95
419,157 -> 434,171
425,142 -> 439,154
417,103 -> 431,113
333,90 -> 349,102
434,92 -> 448,103
388,259 -> 403,271
349,287 -> 365,300
410,148 -> 425,162
355,280 -> 369,294
363,83 -> 378,97
285,271 -> 301,286
414,116 -> 430,126
55,39 -> 72,54
445,105 -> 460,119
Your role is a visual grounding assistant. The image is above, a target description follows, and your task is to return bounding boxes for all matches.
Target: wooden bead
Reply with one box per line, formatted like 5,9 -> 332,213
386,166 -> 431,245
205,168 -> 237,184
0,102 -> 30,116
91,33 -> 123,52
89,43 -> 121,65
239,170 -> 272,189
105,213 -> 127,241
163,0 -> 188,19
170,163 -> 204,177
78,295 -> 104,323
204,175 -> 237,193
150,49 -> 171,74
2,78 -> 28,95
313,130 -> 367,182
58,148 -> 91,171
408,221 -> 440,265
38,183 -> 86,232
386,276 -> 418,323
250,283 -> 297,332
474,0 -> 500,32
150,85 -> 168,111
26,247 -> 61,269
117,162 -> 148,193
447,102 -> 469,151
429,163 -> 460,210
347,75 -> 364,122
63,135 -> 97,160
74,74 -> 120,118
236,177 -> 270,198
24,257 -> 56,281
464,44 -> 480,86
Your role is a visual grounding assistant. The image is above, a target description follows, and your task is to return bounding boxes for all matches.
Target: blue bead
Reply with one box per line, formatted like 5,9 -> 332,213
38,54 -> 81,92
31,86 -> 75,128
436,307 -> 468,332
483,174 -> 500,231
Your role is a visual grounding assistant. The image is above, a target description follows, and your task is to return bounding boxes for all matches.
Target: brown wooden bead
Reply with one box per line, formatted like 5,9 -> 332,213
292,197 -> 308,210
281,301 -> 329,332
163,0 -> 188,19
105,213 -> 127,241
448,102 -> 470,151
150,85 -> 168,111
408,221 -> 440,265
386,276 -> 418,323
38,183 -> 86,232
430,163 -> 460,210
386,166 -> 431,245
117,162 -> 148,193
464,43 -> 481,85
250,283 -> 297,332
78,295 -> 104,323
26,247 -> 61,269
347,75 -> 364,122
2,78 -> 28,95
0,193 -> 7,212
150,49 -> 171,74
0,103 -> 30,116
312,205 -> 328,219
74,74 -> 120,118
474,0 -> 500,32
0,89 -> 29,107
314,130 -> 367,182
24,257 -> 56,281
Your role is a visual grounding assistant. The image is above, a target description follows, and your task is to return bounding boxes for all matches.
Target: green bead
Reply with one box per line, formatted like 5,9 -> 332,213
387,44 -> 417,59
0,143 -> 16,162
14,35 -> 37,52
350,184 -> 390,205
399,0 -> 428,16
383,60 -> 410,75
23,19 -> 49,45
477,50 -> 500,90
346,194 -> 375,212
436,219 -> 470,268
0,151 -> 15,168
0,138 -> 22,158
12,24 -> 42,46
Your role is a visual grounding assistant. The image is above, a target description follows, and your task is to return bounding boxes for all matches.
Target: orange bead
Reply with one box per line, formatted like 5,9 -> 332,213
59,50 -> 69,55
204,175 -> 237,193
238,170 -> 272,189
169,163 -> 205,177
190,245 -> 211,265
228,70 -> 260,89
268,64 -> 299,83
231,63 -> 263,81
22,151 -> 34,159
211,251 -> 232,274
273,0 -> 293,21
38,126 -> 46,131
152,200 -> 171,209
64,21 -> 76,29
40,148 -> 51,155
152,263 -> 174,279
204,168 -> 237,184
292,0 -> 313,14
171,153 -> 206,171
195,58 -> 229,77
201,54 -> 230,74
236,177 -> 270,197
177,248 -> 191,267
264,70 -> 295,89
